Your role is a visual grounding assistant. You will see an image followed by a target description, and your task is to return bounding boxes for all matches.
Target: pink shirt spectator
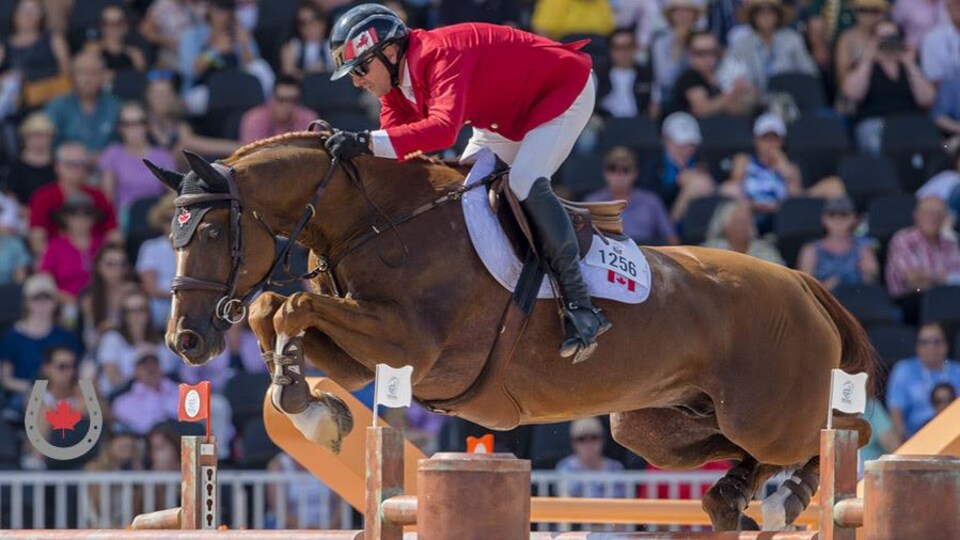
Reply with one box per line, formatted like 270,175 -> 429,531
111,378 -> 180,434
39,234 -> 104,296
239,102 -> 317,144
892,0 -> 947,49
885,226 -> 960,297
29,184 -> 117,238
97,144 -> 174,212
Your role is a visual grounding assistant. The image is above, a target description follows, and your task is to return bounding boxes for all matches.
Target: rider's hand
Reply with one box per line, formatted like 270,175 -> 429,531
325,130 -> 372,161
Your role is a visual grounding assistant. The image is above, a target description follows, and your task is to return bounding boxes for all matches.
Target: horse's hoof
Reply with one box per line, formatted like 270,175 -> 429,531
738,514 -> 760,531
284,390 -> 353,453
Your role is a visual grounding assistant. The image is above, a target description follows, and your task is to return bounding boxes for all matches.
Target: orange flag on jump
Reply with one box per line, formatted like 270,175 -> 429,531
178,381 -> 211,440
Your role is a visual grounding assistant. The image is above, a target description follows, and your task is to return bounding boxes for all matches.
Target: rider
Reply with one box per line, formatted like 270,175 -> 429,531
324,4 -> 611,362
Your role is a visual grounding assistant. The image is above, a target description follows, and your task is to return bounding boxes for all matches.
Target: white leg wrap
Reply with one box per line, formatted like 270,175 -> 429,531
287,399 -> 340,448
761,485 -> 791,531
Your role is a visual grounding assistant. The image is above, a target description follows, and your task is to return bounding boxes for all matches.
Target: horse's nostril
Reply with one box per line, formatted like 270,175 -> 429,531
178,330 -> 201,353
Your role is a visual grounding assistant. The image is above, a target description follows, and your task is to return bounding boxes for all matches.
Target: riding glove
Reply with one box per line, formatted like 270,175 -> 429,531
325,130 -> 372,160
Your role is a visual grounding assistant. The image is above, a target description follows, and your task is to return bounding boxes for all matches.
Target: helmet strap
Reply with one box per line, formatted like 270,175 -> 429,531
375,41 -> 407,88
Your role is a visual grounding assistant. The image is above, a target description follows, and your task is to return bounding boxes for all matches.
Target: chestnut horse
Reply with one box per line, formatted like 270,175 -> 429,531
149,131 -> 875,531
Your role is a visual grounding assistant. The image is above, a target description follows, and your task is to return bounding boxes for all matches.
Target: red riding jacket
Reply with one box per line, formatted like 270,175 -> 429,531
377,23 -> 592,161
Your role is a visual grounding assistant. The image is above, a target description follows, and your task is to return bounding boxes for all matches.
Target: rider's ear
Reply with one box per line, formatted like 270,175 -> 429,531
143,159 -> 184,192
183,150 -> 230,193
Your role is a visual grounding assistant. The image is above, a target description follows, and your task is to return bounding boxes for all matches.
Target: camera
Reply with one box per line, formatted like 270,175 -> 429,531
878,35 -> 904,53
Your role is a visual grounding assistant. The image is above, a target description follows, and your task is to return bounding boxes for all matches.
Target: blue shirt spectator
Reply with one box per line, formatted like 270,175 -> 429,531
44,52 -> 120,152
555,417 -> 627,498
932,75 -> 960,139
887,322 -> 960,438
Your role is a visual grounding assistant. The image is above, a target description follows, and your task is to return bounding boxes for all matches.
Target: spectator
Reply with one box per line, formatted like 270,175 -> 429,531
835,0 -> 889,88
79,244 -> 137,349
0,273 -> 82,410
144,72 -> 239,162
44,52 -> 122,152
97,289 -> 173,396
585,146 -> 679,244
83,422 -> 144,527
139,0 -> 205,70
0,0 -> 71,101
97,102 -> 174,224
932,382 -> 957,414
83,4 -> 147,84
797,196 -> 880,290
843,20 -> 936,155
0,193 -> 30,285
917,145 -> 960,215
703,199 -> 786,264
267,452 -> 342,528
613,0 -> 664,52
39,193 -> 107,301
28,143 -> 117,256
641,111 -> 715,220
39,345 -> 83,410
137,195 -> 176,329
931,75 -> 960,141
859,398 -> 900,469
145,424 -> 180,505
651,0 -> 704,109
280,2 -> 335,78
885,196 -> 960,323
722,0 -> 818,94
239,75 -> 318,144
111,349 -> 180,435
669,31 -> 756,118
806,0 -> 889,70
180,0 -> 274,115
8,112 -> 57,206
920,0 -> 960,84
439,0 -> 521,28
531,0 -> 615,41
886,321 -> 960,438
555,417 -> 627,498
893,0 -> 948,49
235,320 -> 267,373
596,29 -> 655,119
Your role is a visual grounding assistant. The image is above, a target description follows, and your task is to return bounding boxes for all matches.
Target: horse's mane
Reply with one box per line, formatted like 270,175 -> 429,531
226,131 -> 328,164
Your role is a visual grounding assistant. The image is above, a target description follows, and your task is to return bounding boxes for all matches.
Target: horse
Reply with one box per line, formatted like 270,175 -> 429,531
147,130 -> 877,532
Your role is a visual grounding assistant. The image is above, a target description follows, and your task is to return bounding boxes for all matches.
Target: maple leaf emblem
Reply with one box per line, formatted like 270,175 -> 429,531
45,400 -> 81,440
358,33 -> 369,48
177,208 -> 191,226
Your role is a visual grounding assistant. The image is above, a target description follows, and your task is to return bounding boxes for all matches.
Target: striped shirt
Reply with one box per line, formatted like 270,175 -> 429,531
885,227 -> 960,297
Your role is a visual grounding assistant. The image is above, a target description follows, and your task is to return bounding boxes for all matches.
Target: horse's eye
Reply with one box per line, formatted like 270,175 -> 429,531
205,225 -> 221,240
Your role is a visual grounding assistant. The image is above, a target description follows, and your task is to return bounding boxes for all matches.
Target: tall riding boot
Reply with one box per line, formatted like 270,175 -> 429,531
520,177 -> 612,363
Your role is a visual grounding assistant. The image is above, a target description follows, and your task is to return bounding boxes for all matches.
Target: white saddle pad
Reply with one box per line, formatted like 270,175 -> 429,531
461,149 -> 651,304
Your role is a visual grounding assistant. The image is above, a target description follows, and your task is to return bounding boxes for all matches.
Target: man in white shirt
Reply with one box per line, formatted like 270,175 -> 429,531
921,0 -> 960,83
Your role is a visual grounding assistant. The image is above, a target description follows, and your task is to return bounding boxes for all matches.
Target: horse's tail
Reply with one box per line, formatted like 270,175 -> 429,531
799,272 -> 881,396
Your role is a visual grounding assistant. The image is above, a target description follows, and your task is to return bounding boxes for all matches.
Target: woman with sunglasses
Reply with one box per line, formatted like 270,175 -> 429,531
280,2 -> 335,78
84,5 -> 146,84
324,4 -> 611,362
834,0 -> 890,88
0,0 -> 70,90
144,74 -> 239,163
39,194 -> 106,304
797,196 -> 879,291
96,288 -> 172,396
78,243 -> 138,349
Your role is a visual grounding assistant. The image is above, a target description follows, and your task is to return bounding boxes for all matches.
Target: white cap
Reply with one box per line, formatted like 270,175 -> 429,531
662,112 -> 702,145
753,112 -> 787,137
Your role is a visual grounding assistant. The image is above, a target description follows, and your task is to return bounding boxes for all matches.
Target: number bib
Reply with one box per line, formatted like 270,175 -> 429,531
584,237 -> 644,283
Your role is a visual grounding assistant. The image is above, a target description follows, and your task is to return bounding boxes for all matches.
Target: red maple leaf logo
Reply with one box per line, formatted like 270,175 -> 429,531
358,33 -> 369,48
177,208 -> 191,226
45,400 -> 81,440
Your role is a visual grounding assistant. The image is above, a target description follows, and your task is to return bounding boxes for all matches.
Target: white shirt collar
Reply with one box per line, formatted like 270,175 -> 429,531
399,60 -> 416,104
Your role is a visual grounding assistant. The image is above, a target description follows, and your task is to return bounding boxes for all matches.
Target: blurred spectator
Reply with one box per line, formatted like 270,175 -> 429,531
893,0 -> 948,49
0,273 -> 82,409
83,4 -> 147,84
806,0 -> 890,69
585,146 -> 679,244
531,0 -> 615,40
932,381 -> 957,414
39,193 -> 106,300
651,0 -> 704,109
235,0 -> 259,32
797,196 -> 879,290
111,349 -> 180,435
931,75 -> 960,140
439,0 -> 521,28
920,0 -> 960,84
97,289 -> 172,396
79,243 -> 137,348
45,52 -> 121,152
240,75 -> 317,144
235,321 -> 267,373
8,112 -> 56,206
614,0 -> 664,52
722,0 -> 817,94
267,452 -> 341,528
28,143 -> 117,256
917,145 -> 960,214
39,345 -> 82,408
703,199 -> 785,264
140,0 -> 206,70
0,193 -> 30,285
642,111 -> 714,220
555,417 -> 627,498
859,398 -> 900,468
180,0 -> 274,115
84,422 -> 144,527
886,321 -> 960,438
98,102 -> 175,223
843,20 -> 935,155
137,195 -> 175,329
144,73 -> 239,161
669,31 -> 756,117
835,0 -> 889,88
178,347 -> 232,392
596,29 -> 655,118
0,0 -> 71,100
145,424 -> 180,505
280,2 -> 335,78
885,196 -> 960,322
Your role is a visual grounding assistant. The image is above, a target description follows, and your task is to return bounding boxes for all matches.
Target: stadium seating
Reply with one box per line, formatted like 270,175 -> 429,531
237,417 -> 281,469
203,70 -> 265,138
528,422 -> 572,470
881,113 -> 943,193
773,197 -> 826,267
868,323 -> 917,369
112,69 -> 148,101
302,72 -> 366,117
253,0 -> 300,67
124,196 -> 161,265
0,283 -> 22,335
833,283 -> 901,326
921,286 -> 960,330
837,154 -> 901,212
680,195 -> 730,244
224,372 -> 272,431
598,116 -> 660,158
559,151 -> 605,199
768,72 -> 828,111
786,114 -> 849,186
698,115 -> 753,180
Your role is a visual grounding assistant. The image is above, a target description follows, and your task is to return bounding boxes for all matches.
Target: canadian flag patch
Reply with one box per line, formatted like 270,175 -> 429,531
343,28 -> 378,62
177,208 -> 191,227
606,270 -> 637,292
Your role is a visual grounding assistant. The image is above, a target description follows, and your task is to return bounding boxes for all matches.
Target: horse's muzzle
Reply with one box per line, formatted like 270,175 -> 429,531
169,317 -> 224,365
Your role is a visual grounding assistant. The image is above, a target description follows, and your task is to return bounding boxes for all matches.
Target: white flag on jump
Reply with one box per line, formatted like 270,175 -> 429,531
829,368 -> 869,415
374,364 -> 413,410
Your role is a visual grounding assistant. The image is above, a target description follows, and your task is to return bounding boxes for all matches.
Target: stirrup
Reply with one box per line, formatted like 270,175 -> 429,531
559,302 -> 612,364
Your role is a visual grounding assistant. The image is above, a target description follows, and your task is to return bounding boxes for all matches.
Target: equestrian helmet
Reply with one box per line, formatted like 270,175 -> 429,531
330,3 -> 409,81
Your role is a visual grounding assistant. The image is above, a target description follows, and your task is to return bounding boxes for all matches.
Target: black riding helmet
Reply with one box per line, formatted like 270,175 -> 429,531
329,4 -> 409,86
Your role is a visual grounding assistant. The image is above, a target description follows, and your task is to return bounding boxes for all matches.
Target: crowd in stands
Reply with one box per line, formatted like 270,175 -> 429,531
0,0 -> 959,525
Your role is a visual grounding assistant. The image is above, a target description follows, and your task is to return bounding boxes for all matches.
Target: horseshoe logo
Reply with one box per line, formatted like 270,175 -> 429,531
25,380 -> 103,461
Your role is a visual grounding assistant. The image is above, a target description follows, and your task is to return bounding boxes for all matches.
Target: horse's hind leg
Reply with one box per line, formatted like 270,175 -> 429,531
702,458 -> 783,531
760,457 -> 819,530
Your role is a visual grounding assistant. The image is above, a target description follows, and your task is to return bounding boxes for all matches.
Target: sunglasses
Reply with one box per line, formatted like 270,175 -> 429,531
690,48 -> 718,57
606,165 -> 635,174
919,337 -> 945,346
120,118 -> 146,126
298,17 -> 318,26
28,293 -> 55,301
102,259 -> 126,267
52,362 -> 76,371
350,54 -> 377,77
59,159 -> 88,168
573,435 -> 602,443
825,211 -> 853,218
274,94 -> 300,104
125,305 -> 149,313
934,397 -> 955,406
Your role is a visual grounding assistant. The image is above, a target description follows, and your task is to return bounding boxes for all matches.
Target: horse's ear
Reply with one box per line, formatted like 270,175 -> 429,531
183,150 -> 229,193
143,159 -> 184,192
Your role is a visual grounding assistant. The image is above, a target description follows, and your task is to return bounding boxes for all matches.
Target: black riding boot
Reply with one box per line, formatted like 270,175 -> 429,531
521,177 -> 612,362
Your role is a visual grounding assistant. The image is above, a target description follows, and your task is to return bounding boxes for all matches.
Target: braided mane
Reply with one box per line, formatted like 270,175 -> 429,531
226,130 -> 329,163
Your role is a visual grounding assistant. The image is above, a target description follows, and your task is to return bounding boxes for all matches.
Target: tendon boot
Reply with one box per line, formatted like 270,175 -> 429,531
520,177 -> 611,363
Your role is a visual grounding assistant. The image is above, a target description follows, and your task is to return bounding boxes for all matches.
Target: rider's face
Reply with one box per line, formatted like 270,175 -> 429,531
350,45 -> 399,98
